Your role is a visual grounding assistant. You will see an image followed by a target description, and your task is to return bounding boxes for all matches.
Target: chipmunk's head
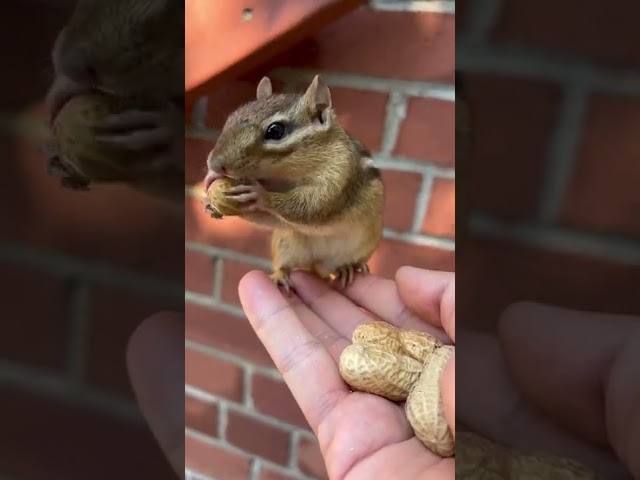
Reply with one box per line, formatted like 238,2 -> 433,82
51,0 -> 183,108
207,75 -> 346,183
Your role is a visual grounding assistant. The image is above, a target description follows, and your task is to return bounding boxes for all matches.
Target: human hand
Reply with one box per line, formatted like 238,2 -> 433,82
457,303 -> 639,479
238,266 -> 455,480
126,311 -> 185,479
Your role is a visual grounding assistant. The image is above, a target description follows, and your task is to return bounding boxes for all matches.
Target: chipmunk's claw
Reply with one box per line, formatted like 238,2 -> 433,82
61,175 -> 90,191
225,184 -> 264,212
93,109 -> 181,174
270,269 -> 293,296
204,203 -> 223,219
333,262 -> 370,289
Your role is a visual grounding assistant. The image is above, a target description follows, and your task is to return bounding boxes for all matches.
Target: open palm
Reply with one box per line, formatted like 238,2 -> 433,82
238,266 -> 455,480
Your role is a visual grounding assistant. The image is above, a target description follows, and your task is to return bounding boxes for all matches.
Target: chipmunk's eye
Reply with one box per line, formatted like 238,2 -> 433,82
264,122 -> 286,141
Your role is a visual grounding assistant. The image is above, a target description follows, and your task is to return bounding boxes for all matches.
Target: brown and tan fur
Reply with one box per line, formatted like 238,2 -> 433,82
205,75 -> 384,293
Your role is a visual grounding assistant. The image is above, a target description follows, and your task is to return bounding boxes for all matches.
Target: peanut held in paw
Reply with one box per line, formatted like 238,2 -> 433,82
51,92 -> 135,183
204,177 -> 245,218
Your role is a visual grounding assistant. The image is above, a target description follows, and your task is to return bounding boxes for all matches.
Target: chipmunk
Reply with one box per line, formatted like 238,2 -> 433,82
203,75 -> 385,294
42,0 -> 184,206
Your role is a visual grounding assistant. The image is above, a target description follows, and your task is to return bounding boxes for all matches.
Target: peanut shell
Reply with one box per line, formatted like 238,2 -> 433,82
52,92 -> 135,182
339,343 -> 423,401
205,177 -> 245,217
456,431 -> 602,479
405,345 -> 455,457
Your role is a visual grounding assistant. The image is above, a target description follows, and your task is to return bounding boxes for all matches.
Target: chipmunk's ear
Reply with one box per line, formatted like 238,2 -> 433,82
256,76 -> 272,100
302,75 -> 332,124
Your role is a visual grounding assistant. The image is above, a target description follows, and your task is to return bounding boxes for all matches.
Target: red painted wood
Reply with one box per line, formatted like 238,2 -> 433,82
185,0 -> 366,106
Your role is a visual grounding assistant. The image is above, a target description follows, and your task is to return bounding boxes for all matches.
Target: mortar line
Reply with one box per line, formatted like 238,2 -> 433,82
269,68 -> 455,101
456,41 -> 640,95
537,82 -> 589,224
185,429 -> 316,480
373,155 -> 456,177
65,280 -> 91,385
288,430 -> 302,471
185,291 -> 246,317
185,340 -> 282,379
186,243 -> 272,269
411,172 -> 435,233
0,243 -> 183,300
185,469 -> 217,480
186,387 -> 309,433
461,0 -> 501,39
0,361 -> 141,423
218,398 -> 229,441
380,92 -> 408,155
185,127 -> 220,141
243,364 -> 255,409
383,228 -> 456,250
369,0 -> 456,14
191,96 -> 209,130
249,457 -> 261,480
212,256 -> 224,301
469,213 -> 640,266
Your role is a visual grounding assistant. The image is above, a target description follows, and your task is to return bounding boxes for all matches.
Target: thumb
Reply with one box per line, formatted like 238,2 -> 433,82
499,302 -> 640,478
442,352 -> 455,437
127,311 -> 185,479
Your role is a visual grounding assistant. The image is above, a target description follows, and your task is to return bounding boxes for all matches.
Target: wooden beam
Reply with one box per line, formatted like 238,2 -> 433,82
185,0 -> 366,106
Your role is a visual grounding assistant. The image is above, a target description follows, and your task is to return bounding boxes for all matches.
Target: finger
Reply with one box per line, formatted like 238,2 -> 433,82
442,352 -> 455,437
499,302 -> 640,477
333,270 -> 449,341
396,266 -> 455,342
290,271 -> 379,338
457,328 -> 627,479
284,288 -> 350,363
126,312 -> 184,479
238,271 -> 348,433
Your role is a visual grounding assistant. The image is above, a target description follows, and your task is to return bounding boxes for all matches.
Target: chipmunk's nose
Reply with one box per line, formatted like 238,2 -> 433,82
207,152 -> 226,174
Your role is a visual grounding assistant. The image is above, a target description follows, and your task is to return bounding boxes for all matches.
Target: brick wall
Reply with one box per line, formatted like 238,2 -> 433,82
456,0 -> 640,331
0,1 -> 183,478
184,1 -> 455,479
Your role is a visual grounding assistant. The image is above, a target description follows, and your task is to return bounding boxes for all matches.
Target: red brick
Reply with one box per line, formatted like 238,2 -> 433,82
225,410 -> 291,465
185,249 -> 216,295
13,130 -> 185,280
251,373 -> 311,430
560,93 -> 640,239
283,8 -> 454,83
0,386 -> 174,479
381,170 -> 423,231
0,264 -> 67,370
369,239 -> 455,279
331,88 -> 387,153
491,0 -> 640,68
422,178 -> 455,238
185,303 -> 274,367
86,287 -> 181,397
465,74 -> 562,218
258,465 -> 299,480
186,137 -> 213,187
185,194 -> 272,258
185,348 -> 244,402
186,435 -> 251,480
186,395 -> 219,437
221,259 -> 270,307
394,97 -> 455,166
457,236 -> 640,333
296,436 -> 329,480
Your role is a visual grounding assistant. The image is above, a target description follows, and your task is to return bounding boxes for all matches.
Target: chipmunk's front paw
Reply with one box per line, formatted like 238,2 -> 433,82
270,269 -> 293,296
225,183 -> 267,213
93,108 -> 182,174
